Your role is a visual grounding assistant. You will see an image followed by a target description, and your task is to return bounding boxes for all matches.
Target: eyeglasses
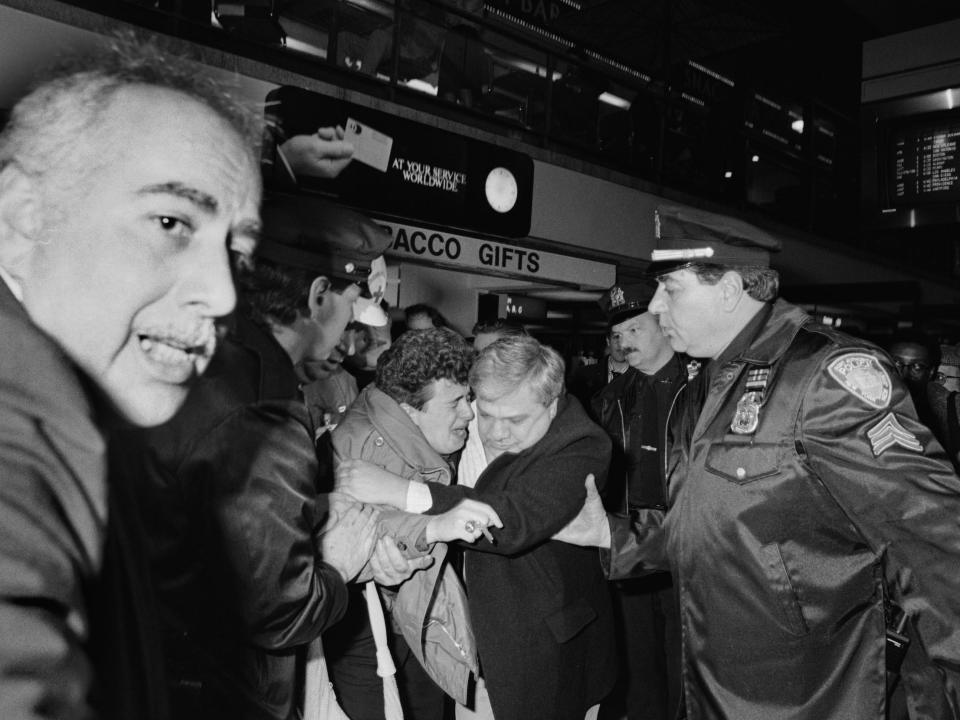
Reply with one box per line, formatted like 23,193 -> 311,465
893,359 -> 931,374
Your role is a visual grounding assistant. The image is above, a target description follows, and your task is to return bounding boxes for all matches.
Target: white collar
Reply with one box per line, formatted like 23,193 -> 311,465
0,265 -> 24,303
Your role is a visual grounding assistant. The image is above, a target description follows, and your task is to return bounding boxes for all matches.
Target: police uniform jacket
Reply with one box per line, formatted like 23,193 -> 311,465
115,314 -> 353,720
426,395 -> 617,720
607,299 -> 960,719
591,356 -> 686,514
330,384 -> 478,705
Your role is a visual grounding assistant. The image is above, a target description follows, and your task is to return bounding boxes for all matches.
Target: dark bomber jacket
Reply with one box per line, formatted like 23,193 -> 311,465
608,299 -> 960,719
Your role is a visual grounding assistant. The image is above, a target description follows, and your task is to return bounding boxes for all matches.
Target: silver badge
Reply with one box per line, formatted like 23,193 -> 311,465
731,392 -> 762,434
730,367 -> 770,435
609,286 -> 625,308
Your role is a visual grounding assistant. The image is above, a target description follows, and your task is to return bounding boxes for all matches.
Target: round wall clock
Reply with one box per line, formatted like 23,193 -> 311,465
484,166 -> 519,213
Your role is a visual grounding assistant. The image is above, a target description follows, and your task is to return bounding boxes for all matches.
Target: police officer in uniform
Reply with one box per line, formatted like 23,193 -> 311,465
604,205 -> 960,719
593,282 -> 684,720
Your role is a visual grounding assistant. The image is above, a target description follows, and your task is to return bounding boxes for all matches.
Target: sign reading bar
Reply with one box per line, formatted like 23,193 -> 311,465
379,221 -> 615,288
263,85 -> 533,238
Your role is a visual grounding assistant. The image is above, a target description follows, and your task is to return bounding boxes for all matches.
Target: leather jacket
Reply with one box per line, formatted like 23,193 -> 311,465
608,299 -> 960,719
331,385 -> 478,704
117,316 -> 350,720
591,356 -> 686,514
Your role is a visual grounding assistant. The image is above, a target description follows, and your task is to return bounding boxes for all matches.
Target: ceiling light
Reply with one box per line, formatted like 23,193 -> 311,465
405,78 -> 437,95
598,92 -> 631,109
751,154 -> 759,162
791,119 -> 804,134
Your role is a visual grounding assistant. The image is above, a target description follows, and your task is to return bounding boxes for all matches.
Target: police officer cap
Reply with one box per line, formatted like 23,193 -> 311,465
256,191 -> 391,282
599,281 -> 656,326
649,205 -> 782,276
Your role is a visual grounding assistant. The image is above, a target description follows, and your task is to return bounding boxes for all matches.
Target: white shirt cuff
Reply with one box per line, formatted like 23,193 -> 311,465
405,482 -> 433,513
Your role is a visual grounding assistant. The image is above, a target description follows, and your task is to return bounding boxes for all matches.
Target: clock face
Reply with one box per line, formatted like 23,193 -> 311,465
484,166 -> 519,213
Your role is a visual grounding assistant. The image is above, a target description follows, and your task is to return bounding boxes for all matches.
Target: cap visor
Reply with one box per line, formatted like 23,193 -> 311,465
646,260 -> 696,277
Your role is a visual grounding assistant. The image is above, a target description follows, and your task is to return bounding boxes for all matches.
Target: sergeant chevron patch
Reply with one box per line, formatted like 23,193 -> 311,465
827,353 -> 891,409
867,412 -> 923,456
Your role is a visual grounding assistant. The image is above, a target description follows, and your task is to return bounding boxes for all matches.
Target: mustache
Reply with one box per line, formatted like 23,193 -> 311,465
139,318 -> 221,358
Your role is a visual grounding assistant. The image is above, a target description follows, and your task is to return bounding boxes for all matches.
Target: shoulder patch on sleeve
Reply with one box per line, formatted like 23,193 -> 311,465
827,353 -> 892,409
867,412 -> 923,456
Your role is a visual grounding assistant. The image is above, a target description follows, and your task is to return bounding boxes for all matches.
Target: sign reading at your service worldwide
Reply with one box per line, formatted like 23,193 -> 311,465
379,221 -> 616,289
262,85 -> 534,238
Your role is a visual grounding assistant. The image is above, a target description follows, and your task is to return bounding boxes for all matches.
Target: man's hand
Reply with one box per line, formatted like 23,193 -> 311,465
552,474 -> 611,548
357,535 -> 434,585
426,499 -> 503,544
336,458 -> 410,509
316,493 -> 379,583
280,126 -> 354,179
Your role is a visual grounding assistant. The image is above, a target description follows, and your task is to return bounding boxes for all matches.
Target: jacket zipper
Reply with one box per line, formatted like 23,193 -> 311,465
616,398 -> 628,511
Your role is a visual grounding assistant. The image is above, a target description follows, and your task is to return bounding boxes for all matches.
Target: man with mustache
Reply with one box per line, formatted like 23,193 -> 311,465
114,195 -> 490,720
0,37 -> 261,719
591,282 -> 684,720
602,205 -> 960,718
329,327 -> 500,720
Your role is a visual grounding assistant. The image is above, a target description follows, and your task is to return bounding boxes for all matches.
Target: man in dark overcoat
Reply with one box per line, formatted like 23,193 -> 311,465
339,336 -> 617,720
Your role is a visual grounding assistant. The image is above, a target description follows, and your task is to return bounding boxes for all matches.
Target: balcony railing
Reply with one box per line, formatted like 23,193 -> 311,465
65,0 -> 860,248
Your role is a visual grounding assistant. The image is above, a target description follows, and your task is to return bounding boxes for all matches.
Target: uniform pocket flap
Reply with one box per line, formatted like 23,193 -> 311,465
705,442 -> 780,484
544,599 -> 597,643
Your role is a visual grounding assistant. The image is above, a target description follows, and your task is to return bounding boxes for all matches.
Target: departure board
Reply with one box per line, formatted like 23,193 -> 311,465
891,120 -> 960,203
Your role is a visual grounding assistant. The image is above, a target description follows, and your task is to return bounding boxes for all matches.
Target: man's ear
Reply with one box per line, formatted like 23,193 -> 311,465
719,271 -> 746,312
0,164 -> 43,267
547,397 -> 559,421
307,275 -> 331,317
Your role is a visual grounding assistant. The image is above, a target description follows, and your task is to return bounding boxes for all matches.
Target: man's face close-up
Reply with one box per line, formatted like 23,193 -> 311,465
19,85 -> 261,426
649,268 -> 726,359
298,282 -> 363,383
476,383 -> 557,460
408,378 -> 474,455
610,312 -> 667,371
607,331 -> 627,364
890,342 -> 933,392
934,363 -> 960,392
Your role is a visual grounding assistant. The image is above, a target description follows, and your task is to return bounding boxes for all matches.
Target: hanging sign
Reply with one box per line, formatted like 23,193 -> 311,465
378,220 -> 615,288
262,85 -> 533,238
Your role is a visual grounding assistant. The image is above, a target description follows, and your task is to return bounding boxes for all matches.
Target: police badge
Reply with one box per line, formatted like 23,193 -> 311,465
609,285 -> 625,309
731,367 -> 770,435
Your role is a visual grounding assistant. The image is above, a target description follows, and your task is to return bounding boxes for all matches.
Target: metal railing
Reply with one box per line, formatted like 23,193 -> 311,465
72,0 -> 859,246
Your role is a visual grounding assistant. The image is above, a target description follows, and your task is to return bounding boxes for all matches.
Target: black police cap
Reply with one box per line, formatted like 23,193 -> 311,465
256,192 -> 391,282
599,281 -> 657,326
649,205 -> 782,276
